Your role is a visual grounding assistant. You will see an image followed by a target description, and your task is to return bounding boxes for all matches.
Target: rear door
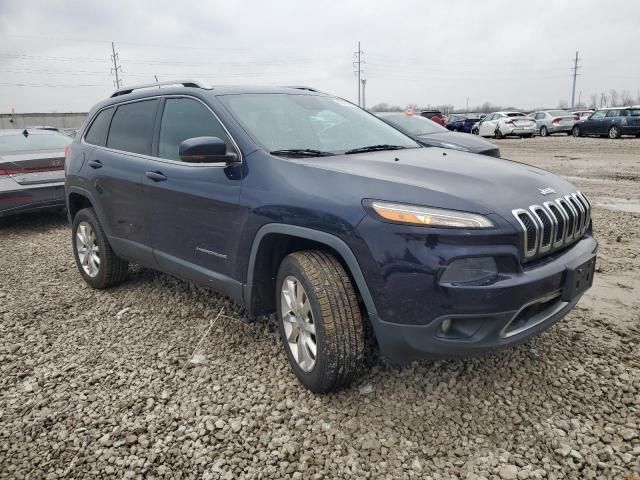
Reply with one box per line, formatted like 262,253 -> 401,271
85,99 -> 159,265
627,108 -> 640,130
144,96 -> 245,298
604,109 -> 620,134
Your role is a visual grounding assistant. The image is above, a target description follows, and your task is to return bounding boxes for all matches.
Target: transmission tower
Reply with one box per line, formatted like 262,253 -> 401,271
111,42 -> 123,89
570,51 -> 581,109
353,42 -> 365,106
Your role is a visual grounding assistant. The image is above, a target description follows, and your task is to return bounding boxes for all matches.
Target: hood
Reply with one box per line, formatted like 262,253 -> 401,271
298,147 -> 578,221
417,132 -> 497,153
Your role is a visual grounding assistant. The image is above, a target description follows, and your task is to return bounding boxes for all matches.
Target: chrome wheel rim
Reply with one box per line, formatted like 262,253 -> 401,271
541,127 -> 547,136
573,127 -> 579,137
76,221 -> 100,277
609,127 -> 618,138
280,275 -> 316,372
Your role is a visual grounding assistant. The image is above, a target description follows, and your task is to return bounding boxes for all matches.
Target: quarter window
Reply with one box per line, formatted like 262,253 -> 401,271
605,110 -> 619,118
158,98 -> 231,161
106,100 -> 159,155
85,107 -> 114,146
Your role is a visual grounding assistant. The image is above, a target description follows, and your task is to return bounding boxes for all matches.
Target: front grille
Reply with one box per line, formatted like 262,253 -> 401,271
512,191 -> 591,260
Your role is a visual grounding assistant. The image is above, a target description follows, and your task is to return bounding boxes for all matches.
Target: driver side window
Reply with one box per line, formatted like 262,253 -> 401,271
158,98 -> 231,161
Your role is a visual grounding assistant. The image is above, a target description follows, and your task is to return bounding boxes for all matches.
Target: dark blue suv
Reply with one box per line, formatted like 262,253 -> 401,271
65,80 -> 597,393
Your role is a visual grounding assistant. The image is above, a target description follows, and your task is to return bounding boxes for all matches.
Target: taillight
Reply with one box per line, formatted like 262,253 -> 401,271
574,116 -> 579,121
504,119 -> 513,124
64,145 -> 70,158
552,118 -> 560,125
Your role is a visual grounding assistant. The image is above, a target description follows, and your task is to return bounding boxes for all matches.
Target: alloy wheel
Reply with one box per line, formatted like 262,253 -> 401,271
76,221 -> 100,277
280,275 -> 317,372
609,127 -> 619,139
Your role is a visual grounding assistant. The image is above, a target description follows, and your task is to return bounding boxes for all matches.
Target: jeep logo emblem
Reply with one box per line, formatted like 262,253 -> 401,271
538,187 -> 556,196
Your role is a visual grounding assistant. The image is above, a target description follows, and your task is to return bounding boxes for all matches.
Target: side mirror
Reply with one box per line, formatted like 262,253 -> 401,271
178,136 -> 238,164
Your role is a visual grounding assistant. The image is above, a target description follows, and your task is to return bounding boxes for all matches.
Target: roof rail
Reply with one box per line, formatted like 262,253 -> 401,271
110,79 -> 212,98
283,86 -> 321,93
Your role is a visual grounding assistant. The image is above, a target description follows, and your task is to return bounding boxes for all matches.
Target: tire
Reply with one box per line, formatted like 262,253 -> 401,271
276,250 -> 365,393
572,126 -> 581,137
472,127 -> 479,135
540,126 -> 548,137
494,128 -> 504,139
72,208 -> 128,289
608,125 -> 621,139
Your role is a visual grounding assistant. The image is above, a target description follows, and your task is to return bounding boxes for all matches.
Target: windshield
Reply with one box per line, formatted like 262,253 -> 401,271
0,132 -> 72,154
220,93 -> 419,154
380,113 -> 447,136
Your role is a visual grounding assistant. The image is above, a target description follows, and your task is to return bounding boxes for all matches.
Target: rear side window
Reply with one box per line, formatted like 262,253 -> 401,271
84,107 -> 114,146
629,109 -> 640,117
158,98 -> 231,161
107,100 -> 159,155
605,110 -> 619,118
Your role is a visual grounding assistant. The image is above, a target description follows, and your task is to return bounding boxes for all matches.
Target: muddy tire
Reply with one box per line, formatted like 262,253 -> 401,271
276,250 -> 365,393
572,125 -> 582,137
72,208 -> 129,289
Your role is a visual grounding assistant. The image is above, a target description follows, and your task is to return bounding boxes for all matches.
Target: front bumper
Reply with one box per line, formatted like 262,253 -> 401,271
0,180 -> 65,217
352,217 -> 597,364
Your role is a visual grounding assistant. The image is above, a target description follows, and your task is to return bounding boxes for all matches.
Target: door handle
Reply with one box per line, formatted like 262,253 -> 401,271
145,171 -> 167,182
88,159 -> 103,169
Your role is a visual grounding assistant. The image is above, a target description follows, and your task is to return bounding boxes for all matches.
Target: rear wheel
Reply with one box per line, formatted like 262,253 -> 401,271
540,126 -> 548,137
471,127 -> 479,135
72,208 -> 128,289
276,250 -> 365,393
494,128 -> 504,139
572,125 -> 582,137
608,125 -> 621,139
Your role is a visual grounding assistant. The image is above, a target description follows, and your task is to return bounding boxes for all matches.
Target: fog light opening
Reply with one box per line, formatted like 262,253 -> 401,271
440,318 -> 452,334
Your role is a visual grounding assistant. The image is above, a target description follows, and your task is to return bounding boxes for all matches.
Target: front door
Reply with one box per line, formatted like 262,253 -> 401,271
584,110 -> 606,135
144,96 -> 245,300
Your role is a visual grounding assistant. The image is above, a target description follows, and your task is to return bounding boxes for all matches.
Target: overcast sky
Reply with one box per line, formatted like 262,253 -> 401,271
1,0 -> 639,113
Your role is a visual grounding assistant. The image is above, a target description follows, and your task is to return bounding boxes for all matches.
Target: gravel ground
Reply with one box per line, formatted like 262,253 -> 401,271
1,137 -> 639,479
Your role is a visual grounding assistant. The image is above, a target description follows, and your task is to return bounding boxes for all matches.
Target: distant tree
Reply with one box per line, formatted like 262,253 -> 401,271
621,90 -> 633,106
589,93 -> 598,109
370,103 -> 402,112
557,100 -> 569,109
609,89 -> 619,107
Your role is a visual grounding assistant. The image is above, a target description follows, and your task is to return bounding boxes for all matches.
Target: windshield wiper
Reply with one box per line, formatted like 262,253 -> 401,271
344,144 -> 408,155
270,148 -> 335,158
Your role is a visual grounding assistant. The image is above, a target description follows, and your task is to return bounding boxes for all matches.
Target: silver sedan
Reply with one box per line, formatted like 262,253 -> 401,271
530,110 -> 578,137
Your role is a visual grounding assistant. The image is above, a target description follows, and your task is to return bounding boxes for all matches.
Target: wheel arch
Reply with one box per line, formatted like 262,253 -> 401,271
244,224 -> 377,319
67,187 -> 95,222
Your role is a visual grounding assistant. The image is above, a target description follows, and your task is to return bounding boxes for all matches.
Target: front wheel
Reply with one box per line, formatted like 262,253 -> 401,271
72,208 -> 129,289
572,126 -> 582,137
276,251 -> 365,393
608,125 -> 621,139
471,127 -> 479,135
540,126 -> 548,137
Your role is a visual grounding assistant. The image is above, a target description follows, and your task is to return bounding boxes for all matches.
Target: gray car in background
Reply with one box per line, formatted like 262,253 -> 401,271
530,110 -> 578,137
0,128 -> 71,217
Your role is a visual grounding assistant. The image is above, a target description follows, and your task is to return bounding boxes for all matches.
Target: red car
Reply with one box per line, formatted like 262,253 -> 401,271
420,110 -> 446,126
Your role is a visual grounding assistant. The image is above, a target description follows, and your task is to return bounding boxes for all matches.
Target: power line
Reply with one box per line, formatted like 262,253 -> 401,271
110,42 -> 123,88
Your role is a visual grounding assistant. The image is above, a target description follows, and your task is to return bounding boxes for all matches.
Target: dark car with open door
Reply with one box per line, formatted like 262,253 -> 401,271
0,128 -> 71,217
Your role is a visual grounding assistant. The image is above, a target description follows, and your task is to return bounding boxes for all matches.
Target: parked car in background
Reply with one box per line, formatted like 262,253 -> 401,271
572,107 -> 640,139
530,110 -> 578,137
377,111 -> 500,157
420,109 -> 446,126
0,128 -> 71,217
473,112 -> 536,138
572,110 -> 594,121
66,80 -> 596,393
445,114 -> 482,133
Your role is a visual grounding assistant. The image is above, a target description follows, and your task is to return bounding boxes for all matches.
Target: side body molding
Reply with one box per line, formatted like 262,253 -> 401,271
243,224 -> 378,317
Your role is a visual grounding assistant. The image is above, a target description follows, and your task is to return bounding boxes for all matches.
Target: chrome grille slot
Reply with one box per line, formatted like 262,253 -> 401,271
512,191 -> 591,260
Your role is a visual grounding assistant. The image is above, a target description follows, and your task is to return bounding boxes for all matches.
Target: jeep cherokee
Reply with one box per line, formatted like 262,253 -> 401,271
65,80 -> 597,393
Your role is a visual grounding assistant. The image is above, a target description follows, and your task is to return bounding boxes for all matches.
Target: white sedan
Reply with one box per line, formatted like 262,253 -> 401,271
472,111 -> 536,138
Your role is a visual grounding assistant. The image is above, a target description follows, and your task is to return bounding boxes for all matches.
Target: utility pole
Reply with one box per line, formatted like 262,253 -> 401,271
353,41 -> 365,106
466,97 -> 469,113
361,78 -> 367,109
111,42 -> 123,89
570,50 -> 580,109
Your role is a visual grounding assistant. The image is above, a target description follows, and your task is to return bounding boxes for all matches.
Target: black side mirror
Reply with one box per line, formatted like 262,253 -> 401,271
178,136 -> 239,164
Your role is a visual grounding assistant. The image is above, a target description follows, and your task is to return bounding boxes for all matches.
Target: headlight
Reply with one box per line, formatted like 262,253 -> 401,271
438,142 -> 470,152
368,201 -> 494,228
